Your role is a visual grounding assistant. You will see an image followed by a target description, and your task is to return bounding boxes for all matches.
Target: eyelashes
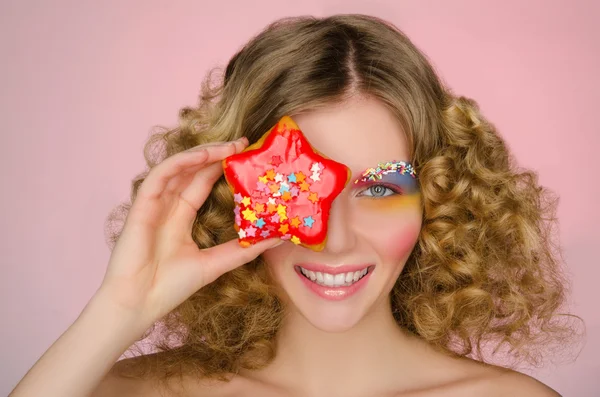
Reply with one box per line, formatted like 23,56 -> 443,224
355,182 -> 403,198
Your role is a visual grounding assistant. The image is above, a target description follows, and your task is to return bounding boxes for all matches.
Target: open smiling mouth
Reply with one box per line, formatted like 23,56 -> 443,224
294,265 -> 376,287
293,265 -> 376,301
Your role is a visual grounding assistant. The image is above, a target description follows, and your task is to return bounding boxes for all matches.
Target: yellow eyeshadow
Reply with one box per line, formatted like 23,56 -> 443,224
357,193 -> 421,211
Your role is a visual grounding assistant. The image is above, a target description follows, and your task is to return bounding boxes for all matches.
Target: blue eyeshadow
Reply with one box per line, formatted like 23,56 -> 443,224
353,161 -> 419,193
376,171 -> 419,193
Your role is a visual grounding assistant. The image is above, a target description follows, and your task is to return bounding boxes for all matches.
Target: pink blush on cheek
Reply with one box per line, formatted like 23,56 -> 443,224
381,221 -> 421,260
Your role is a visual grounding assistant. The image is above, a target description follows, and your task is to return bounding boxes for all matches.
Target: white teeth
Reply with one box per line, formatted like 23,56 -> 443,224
334,273 -> 346,285
299,267 -> 370,287
345,272 -> 353,283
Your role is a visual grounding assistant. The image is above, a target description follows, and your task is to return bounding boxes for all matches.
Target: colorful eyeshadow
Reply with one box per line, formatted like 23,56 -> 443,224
353,161 -> 419,194
353,161 -> 417,184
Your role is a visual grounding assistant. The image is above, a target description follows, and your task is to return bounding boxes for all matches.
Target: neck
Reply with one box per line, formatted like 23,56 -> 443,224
242,296 -> 440,396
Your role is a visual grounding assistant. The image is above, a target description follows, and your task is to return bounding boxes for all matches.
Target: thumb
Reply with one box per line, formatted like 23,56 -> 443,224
199,238 -> 283,284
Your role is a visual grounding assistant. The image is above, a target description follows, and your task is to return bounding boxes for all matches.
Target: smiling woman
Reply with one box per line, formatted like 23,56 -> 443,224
99,14 -> 579,397
10,13 -> 582,397
261,99 -> 426,326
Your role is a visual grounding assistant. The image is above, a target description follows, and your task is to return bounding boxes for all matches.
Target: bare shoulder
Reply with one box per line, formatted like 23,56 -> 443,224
446,363 -> 562,397
404,351 -> 561,397
90,356 -> 164,397
90,359 -> 158,397
91,353 -> 237,397
481,368 -> 561,397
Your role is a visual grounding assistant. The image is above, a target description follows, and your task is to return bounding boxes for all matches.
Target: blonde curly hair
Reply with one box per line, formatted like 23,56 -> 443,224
105,13 -> 582,385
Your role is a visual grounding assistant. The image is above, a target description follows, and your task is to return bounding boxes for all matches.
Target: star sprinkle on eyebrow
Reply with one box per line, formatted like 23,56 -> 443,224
223,116 -> 351,251
353,161 -> 417,184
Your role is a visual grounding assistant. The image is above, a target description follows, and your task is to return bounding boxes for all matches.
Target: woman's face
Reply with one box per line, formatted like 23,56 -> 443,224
261,95 -> 422,332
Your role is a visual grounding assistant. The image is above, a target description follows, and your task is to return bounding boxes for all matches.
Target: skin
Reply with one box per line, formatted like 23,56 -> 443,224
245,96 -> 432,393
11,95 -> 561,397
172,95 -> 560,396
100,95 -> 560,397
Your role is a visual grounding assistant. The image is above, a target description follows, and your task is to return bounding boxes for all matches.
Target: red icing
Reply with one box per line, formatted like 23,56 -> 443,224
222,116 -> 351,251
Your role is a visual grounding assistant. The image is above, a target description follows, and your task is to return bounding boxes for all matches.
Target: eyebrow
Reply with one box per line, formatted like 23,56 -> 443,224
353,161 -> 417,184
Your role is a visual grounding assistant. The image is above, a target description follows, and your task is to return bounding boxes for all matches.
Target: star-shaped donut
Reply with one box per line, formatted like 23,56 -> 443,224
222,115 -> 351,251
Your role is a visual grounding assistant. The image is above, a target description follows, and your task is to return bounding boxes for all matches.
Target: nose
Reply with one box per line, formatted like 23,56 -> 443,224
321,193 -> 357,254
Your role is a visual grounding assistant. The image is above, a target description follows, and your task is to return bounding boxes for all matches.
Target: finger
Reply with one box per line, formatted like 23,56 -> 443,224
181,138 -> 243,153
231,137 -> 248,153
139,141 -> 242,201
164,139 -> 246,192
166,139 -> 244,201
154,238 -> 282,301
163,138 -> 248,193
127,143 -> 227,226
184,137 -> 247,153
182,161 -> 225,206
168,139 -> 249,193
203,138 -> 247,164
190,238 -> 284,287
168,141 -> 249,232
136,148 -> 216,200
165,161 -> 227,234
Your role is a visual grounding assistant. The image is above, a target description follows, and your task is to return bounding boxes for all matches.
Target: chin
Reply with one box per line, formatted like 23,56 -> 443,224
294,297 -> 374,332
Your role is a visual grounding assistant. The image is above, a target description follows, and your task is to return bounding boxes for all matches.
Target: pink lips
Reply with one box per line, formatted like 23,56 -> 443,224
294,263 -> 375,301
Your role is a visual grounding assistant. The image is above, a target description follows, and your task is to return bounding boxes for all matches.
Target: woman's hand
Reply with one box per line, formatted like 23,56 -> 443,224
96,137 -> 281,331
9,137 -> 283,397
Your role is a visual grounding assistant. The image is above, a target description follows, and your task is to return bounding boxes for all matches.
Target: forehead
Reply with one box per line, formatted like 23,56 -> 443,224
290,96 -> 410,176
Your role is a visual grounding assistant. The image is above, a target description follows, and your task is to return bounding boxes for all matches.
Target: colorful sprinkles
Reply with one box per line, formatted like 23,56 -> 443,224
354,161 -> 417,184
223,116 -> 351,251
231,162 -> 326,246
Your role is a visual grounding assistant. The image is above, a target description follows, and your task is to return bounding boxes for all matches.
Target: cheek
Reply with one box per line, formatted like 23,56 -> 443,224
380,221 -> 421,260
357,193 -> 422,260
261,242 -> 298,284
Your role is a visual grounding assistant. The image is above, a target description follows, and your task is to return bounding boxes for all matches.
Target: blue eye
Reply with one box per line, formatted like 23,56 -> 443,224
358,184 -> 401,198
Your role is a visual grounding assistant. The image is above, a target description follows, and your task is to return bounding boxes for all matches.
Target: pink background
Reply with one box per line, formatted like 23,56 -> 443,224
1,1 -> 598,395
